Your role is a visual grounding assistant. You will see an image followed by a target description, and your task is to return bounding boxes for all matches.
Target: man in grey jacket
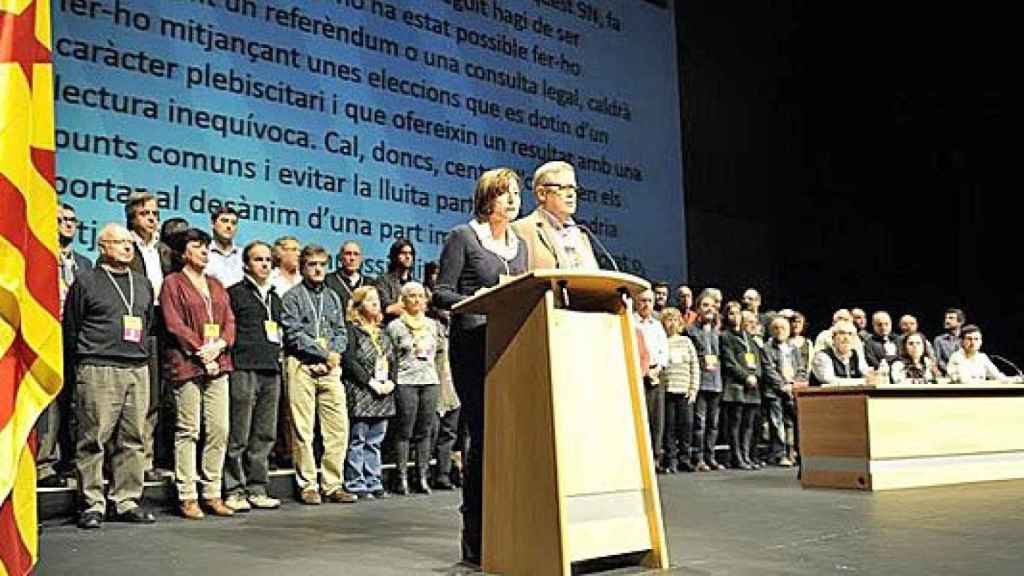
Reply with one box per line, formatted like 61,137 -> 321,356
280,244 -> 355,505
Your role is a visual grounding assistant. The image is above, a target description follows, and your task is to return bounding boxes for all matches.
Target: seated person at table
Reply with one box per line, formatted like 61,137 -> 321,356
946,325 -> 1005,383
814,309 -> 865,355
863,311 -> 900,369
810,320 -> 869,386
890,332 -> 939,384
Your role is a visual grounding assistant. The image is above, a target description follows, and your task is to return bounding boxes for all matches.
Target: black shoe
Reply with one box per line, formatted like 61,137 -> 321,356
38,475 -> 67,488
461,537 -> 481,567
114,507 -> 156,524
371,489 -> 391,499
78,511 -> 103,529
414,473 -> 432,495
393,475 -> 410,496
677,461 -> 695,473
432,475 -> 454,490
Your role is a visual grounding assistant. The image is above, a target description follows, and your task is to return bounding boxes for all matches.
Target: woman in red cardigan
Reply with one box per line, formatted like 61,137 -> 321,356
161,228 -> 236,520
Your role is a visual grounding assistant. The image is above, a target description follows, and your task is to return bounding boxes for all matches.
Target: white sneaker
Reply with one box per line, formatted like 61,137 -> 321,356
247,494 -> 281,509
224,493 -> 251,512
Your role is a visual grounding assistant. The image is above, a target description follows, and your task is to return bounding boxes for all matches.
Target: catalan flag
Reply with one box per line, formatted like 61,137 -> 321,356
1,0 -> 62,574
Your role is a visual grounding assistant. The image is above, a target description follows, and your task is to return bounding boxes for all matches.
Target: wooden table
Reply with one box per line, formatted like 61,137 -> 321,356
796,382 -> 1024,490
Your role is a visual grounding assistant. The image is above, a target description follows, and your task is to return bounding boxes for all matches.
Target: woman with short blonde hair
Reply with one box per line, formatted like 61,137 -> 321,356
342,286 -> 396,499
386,281 -> 444,494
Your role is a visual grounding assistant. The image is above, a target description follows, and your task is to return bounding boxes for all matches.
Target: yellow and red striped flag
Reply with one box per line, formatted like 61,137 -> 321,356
1,0 -> 61,574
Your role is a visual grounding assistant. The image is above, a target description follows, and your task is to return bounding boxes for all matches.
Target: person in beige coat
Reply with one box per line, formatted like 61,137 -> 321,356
511,161 -> 600,271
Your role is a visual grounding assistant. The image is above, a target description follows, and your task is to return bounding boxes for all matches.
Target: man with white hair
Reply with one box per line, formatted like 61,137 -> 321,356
814,308 -> 865,354
810,320 -> 870,386
511,161 -> 599,270
65,224 -> 157,528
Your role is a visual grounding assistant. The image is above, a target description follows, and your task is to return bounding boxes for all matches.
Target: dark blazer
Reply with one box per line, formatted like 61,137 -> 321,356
864,333 -> 901,369
343,322 -> 397,419
125,238 -> 175,277
325,271 -> 375,318
762,339 -> 808,398
720,329 -> 763,405
70,251 -> 93,276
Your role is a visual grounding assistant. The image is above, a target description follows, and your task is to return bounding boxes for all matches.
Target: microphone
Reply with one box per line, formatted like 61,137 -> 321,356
988,354 -> 1024,381
576,223 -> 620,273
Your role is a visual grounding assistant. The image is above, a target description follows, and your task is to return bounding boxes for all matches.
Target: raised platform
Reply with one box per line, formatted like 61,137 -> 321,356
38,468 -> 1024,575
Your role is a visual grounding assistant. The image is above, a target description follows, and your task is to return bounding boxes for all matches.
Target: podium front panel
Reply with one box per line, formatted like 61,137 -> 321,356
548,309 -> 652,561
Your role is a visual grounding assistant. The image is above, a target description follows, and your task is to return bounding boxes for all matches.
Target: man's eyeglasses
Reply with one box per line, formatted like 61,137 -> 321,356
136,209 -> 160,218
538,183 -> 578,196
58,216 -> 78,224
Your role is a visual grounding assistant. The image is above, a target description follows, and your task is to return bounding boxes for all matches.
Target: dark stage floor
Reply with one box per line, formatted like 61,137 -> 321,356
38,469 -> 1024,575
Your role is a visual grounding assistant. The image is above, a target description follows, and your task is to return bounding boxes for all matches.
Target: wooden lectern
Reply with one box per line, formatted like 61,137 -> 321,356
453,270 -> 669,576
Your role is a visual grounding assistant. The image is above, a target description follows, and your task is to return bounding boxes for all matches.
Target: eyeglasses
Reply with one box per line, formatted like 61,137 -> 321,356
538,183 -> 578,196
136,209 -> 160,218
99,239 -> 132,246
58,216 -> 78,224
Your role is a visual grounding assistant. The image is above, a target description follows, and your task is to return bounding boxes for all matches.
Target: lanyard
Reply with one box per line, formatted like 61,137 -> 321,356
338,272 -> 362,297
104,268 -> 135,314
303,285 -> 325,339
252,283 -> 273,319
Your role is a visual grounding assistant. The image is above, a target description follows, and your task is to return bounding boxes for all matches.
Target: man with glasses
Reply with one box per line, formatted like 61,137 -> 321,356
124,192 -> 174,481
38,204 -> 94,487
810,320 -> 870,386
66,224 -> 157,528
511,160 -> 599,270
280,245 -> 354,504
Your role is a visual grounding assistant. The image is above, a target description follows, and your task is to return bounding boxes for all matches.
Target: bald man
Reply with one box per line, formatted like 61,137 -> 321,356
65,224 -> 156,529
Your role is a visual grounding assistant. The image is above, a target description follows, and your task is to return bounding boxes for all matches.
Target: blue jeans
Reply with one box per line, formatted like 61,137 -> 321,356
344,417 -> 388,493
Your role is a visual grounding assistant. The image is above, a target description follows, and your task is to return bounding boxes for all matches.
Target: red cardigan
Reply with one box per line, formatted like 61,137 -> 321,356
160,272 -> 235,383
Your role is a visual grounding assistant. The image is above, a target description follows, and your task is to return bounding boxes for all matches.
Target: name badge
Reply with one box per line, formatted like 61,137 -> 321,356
123,315 -> 143,343
315,337 -> 329,351
704,354 -> 719,371
203,323 -> 220,345
782,365 -> 796,380
884,341 -> 897,356
264,320 -> 281,344
374,357 -> 389,382
744,352 -> 757,369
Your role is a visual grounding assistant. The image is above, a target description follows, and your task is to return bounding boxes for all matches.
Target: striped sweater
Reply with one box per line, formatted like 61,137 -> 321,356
661,334 -> 700,396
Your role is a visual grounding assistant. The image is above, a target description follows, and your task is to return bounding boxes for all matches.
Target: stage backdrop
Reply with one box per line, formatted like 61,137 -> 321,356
53,0 -> 685,282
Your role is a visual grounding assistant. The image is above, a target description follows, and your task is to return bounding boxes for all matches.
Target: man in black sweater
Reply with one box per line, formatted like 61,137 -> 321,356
65,224 -> 156,529
225,241 -> 285,512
